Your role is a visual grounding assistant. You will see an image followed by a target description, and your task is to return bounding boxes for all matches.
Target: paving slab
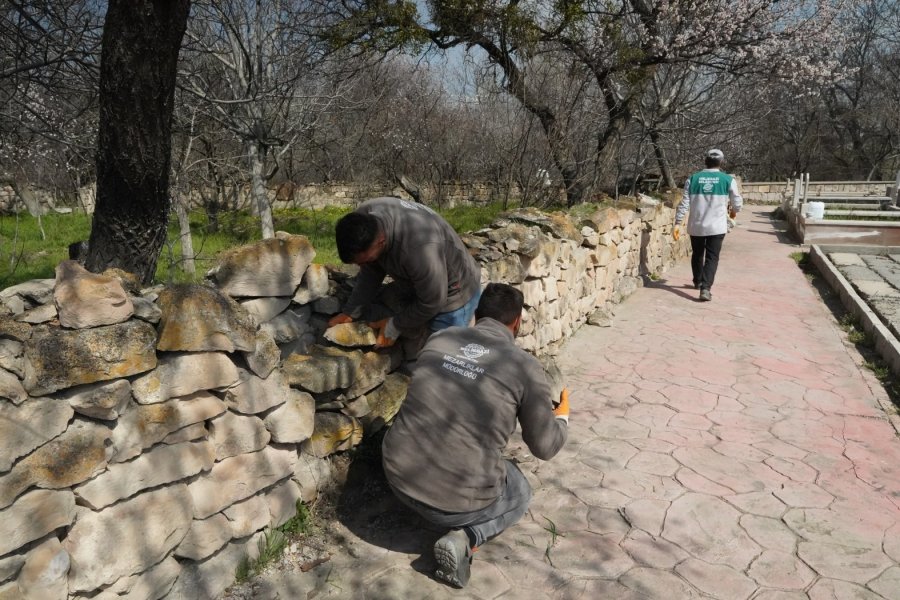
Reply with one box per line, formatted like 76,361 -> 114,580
220,207 -> 900,599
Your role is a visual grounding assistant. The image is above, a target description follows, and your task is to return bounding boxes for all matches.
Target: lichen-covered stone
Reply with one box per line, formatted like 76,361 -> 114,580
301,412 -> 363,458
0,397 -> 72,472
324,322 -> 377,347
130,351 -> 238,404
361,373 -> 410,433
242,329 -> 281,378
0,419 -> 111,509
156,284 -> 257,352
282,345 -> 363,393
345,351 -> 392,398
207,233 -> 316,297
22,321 -> 157,396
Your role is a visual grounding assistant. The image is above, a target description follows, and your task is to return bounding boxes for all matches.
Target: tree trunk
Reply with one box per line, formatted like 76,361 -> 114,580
248,140 -> 275,239
649,128 -> 676,189
85,0 -> 190,284
174,197 -> 195,276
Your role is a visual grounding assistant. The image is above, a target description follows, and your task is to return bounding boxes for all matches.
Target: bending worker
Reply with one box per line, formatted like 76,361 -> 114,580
674,148 -> 743,302
328,197 -> 481,348
382,282 -> 570,588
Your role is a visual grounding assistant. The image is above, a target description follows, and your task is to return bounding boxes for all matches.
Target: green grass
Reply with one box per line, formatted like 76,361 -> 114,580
0,201 -> 509,288
235,500 -> 314,583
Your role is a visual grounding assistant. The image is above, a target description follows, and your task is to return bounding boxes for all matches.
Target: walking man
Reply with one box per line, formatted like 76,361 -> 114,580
381,283 -> 570,588
328,197 -> 482,348
674,148 -> 743,301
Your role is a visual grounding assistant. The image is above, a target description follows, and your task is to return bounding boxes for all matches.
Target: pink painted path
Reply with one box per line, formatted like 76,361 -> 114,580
225,207 -> 900,599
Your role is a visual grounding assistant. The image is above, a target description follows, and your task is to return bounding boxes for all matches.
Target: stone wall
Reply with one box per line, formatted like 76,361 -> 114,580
740,180 -> 894,204
0,203 -> 685,600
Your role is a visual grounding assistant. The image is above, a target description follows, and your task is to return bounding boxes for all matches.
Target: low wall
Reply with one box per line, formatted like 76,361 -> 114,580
740,181 -> 894,204
0,202 -> 686,599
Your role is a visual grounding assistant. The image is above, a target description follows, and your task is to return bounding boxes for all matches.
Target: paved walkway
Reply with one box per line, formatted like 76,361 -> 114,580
235,206 -> 900,599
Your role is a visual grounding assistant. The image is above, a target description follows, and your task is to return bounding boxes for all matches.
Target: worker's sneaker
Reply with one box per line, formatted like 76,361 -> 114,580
699,288 -> 712,301
434,529 -> 473,588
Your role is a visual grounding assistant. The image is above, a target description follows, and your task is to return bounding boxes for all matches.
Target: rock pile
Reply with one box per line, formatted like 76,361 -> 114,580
0,202 -> 685,600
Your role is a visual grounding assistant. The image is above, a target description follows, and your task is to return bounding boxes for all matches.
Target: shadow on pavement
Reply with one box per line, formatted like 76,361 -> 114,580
643,278 -> 702,301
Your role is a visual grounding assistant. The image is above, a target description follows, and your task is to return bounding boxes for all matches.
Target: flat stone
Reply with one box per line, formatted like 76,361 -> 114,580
291,452 -> 333,503
547,530 -> 634,577
345,351 -> 391,397
207,233 -> 316,297
626,451 -> 679,476
621,529 -> 688,568
110,391 -> 225,462
0,419 -> 111,509
131,351 -> 239,404
187,446 -> 295,518
323,322 -> 377,347
222,367 -> 290,415
577,439 -> 639,472
74,440 -> 215,509
0,338 -> 24,377
54,378 -> 130,420
90,556 -> 179,600
868,566 -> 900,600
675,557 -> 757,600
242,330 -> 280,378
167,532 -> 264,600
0,317 -> 32,342
155,284 -> 257,352
748,550 -> 815,589
16,537 -> 69,600
23,321 -> 157,396
64,484 -> 193,593
239,296 -> 291,326
282,345 -> 362,393
208,411 -> 270,460
623,498 -> 670,536
263,389 -> 314,443
620,567 -> 703,598
783,508 -> 886,549
808,578 -> 885,600
361,372 -> 410,432
292,263 -> 330,304
798,542 -> 893,583
301,412 -> 363,458
53,260 -> 133,329
0,489 -> 75,556
130,295 -> 161,323
162,421 -> 207,445
260,306 -> 312,343
0,367 -> 27,405
0,397 -> 72,472
264,478 -> 303,527
663,493 -> 760,570
723,492 -> 786,518
0,553 -> 24,584
774,482 -> 834,508
223,494 -> 270,538
175,513 -> 233,561
739,515 -> 797,552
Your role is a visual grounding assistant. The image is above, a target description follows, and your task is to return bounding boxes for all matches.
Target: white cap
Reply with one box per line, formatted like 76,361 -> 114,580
706,148 -> 724,160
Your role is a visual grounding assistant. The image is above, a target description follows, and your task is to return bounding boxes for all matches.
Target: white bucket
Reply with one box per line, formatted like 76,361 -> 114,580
805,201 -> 825,219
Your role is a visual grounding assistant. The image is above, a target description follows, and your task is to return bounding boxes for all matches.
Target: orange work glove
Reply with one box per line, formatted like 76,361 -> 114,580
553,388 -> 570,423
368,318 -> 398,348
673,226 -> 680,241
327,313 -> 354,327
729,209 -> 737,219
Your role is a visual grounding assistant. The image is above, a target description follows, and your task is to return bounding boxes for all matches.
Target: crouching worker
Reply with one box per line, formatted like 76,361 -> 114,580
328,197 -> 482,349
381,282 -> 570,588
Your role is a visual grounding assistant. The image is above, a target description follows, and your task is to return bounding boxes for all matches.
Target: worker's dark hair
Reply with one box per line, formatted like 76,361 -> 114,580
335,212 -> 379,263
475,283 -> 524,325
705,156 -> 723,169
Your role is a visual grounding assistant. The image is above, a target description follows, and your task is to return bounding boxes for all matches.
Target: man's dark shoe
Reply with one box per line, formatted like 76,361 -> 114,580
434,529 -> 473,588
699,288 -> 712,301
693,281 -> 700,289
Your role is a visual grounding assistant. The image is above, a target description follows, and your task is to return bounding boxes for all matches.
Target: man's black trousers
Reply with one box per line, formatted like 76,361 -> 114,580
690,233 -> 726,291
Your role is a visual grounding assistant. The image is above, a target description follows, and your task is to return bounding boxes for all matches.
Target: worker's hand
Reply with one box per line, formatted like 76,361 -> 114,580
673,226 -> 680,241
729,209 -> 737,219
327,313 -> 353,327
368,318 -> 399,348
553,388 -> 570,423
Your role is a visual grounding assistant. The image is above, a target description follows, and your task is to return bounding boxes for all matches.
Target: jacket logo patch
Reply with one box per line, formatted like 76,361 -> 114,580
460,343 -> 489,360
702,182 -> 714,192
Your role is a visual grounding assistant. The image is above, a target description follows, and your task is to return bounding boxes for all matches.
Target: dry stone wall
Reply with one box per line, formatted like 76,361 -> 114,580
0,203 -> 685,600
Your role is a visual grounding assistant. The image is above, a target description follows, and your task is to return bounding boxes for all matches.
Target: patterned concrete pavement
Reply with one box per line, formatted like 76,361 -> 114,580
233,206 -> 900,599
